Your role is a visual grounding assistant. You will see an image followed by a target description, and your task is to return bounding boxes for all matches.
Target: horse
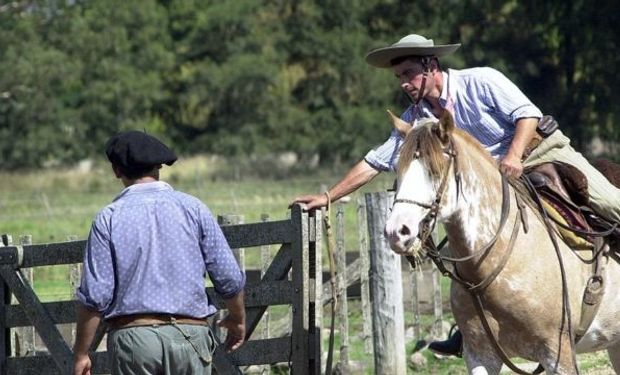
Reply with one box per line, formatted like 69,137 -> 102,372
384,112 -> 620,374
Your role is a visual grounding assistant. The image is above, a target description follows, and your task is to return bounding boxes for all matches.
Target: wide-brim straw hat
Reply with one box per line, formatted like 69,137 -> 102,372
365,34 -> 461,68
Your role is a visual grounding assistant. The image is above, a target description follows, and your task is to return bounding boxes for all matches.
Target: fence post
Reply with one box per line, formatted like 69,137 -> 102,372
68,235 -> 83,349
11,235 -> 35,357
309,208 -> 323,375
356,197 -> 373,356
0,234 -> 13,375
365,192 -> 407,375
290,205 -> 310,374
335,202 -> 349,371
219,215 -> 245,269
259,214 -> 271,375
413,266 -> 422,339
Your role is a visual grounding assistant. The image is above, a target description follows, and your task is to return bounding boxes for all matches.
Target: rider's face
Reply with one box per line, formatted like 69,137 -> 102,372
392,60 -> 426,99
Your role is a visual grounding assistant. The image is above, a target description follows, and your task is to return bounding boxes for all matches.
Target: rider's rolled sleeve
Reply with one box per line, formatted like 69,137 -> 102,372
480,68 -> 542,124
364,129 -> 403,172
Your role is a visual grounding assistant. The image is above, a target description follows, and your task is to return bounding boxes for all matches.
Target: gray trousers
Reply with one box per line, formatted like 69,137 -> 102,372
107,324 -> 216,375
523,129 -> 620,223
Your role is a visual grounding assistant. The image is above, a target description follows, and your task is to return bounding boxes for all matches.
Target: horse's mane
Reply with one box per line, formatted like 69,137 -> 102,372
397,119 -> 539,212
397,119 -> 496,179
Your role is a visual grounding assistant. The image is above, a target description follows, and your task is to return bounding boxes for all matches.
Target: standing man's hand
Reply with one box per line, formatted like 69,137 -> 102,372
221,291 -> 246,352
217,315 -> 246,352
73,306 -> 101,375
499,153 -> 524,178
290,193 -> 329,211
73,353 -> 92,375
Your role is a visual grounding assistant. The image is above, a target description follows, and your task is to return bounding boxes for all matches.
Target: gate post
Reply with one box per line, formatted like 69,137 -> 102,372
0,235 -> 11,375
290,204 -> 322,374
365,192 -> 407,375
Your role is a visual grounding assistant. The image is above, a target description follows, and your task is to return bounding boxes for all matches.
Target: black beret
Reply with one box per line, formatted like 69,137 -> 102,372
105,130 -> 177,169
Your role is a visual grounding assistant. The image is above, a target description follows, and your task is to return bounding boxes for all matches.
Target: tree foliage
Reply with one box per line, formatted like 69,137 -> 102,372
0,0 -> 618,169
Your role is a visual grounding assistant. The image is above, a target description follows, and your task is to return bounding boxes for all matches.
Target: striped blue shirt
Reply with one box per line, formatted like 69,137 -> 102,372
76,181 -> 245,319
365,67 -> 543,171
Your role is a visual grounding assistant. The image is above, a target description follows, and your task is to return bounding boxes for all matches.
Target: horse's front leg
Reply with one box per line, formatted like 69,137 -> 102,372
536,334 -> 579,375
452,288 -> 504,374
461,332 -> 503,375
462,325 -> 579,374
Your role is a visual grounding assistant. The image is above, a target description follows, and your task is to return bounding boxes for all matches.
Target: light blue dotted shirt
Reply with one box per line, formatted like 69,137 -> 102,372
364,67 -> 543,171
76,181 -> 245,319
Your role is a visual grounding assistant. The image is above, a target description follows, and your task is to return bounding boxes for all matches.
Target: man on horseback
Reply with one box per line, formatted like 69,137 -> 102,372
292,33 -> 620,357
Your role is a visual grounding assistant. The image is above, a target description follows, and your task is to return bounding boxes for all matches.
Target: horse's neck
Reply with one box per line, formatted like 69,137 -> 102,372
444,157 -> 508,260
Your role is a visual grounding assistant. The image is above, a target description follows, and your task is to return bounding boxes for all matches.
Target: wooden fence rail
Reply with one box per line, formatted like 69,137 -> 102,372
0,205 -> 322,375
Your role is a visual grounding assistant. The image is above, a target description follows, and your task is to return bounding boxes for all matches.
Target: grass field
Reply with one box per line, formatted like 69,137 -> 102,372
0,156 -> 614,373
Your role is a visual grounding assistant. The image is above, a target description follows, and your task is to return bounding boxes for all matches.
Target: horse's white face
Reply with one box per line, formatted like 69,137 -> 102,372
385,158 -> 443,254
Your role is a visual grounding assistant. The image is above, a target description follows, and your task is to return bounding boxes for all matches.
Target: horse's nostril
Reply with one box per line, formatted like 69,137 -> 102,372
399,225 -> 410,236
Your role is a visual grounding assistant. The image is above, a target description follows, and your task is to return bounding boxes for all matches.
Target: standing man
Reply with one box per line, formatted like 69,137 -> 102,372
292,34 -> 620,355
73,131 -> 246,375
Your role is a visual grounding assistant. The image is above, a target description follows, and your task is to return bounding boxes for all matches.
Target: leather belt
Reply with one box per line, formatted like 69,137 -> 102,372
106,314 -> 209,329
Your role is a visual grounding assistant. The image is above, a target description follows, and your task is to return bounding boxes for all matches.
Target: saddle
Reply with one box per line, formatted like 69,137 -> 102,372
525,161 -> 619,250
525,161 -> 620,343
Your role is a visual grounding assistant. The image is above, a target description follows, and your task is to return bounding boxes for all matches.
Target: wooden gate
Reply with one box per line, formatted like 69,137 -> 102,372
0,205 -> 322,374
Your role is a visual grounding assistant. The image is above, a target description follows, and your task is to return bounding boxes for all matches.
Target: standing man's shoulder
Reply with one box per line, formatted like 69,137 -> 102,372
90,201 -> 117,230
168,188 -> 215,216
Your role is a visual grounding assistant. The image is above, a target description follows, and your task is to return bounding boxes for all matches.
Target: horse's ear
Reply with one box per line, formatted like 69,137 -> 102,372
437,111 -> 455,142
387,109 -> 411,137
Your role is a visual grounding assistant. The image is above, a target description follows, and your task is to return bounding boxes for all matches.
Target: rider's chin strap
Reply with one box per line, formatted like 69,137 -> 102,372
413,56 -> 433,105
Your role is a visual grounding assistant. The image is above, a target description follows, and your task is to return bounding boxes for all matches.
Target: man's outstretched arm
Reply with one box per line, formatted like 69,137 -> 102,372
291,160 -> 381,210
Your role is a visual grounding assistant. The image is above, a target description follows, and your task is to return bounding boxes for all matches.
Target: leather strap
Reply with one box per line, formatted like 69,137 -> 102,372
472,293 -> 544,375
107,314 -> 208,329
575,238 -> 606,341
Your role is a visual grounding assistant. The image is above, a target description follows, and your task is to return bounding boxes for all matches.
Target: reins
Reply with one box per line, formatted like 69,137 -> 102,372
520,173 -> 611,346
520,176 -> 580,374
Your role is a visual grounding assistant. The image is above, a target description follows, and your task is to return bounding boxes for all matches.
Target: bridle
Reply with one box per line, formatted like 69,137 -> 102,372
393,135 -> 457,249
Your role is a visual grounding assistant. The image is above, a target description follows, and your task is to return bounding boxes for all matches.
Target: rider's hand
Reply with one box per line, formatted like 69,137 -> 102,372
289,194 -> 329,210
499,153 -> 524,178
